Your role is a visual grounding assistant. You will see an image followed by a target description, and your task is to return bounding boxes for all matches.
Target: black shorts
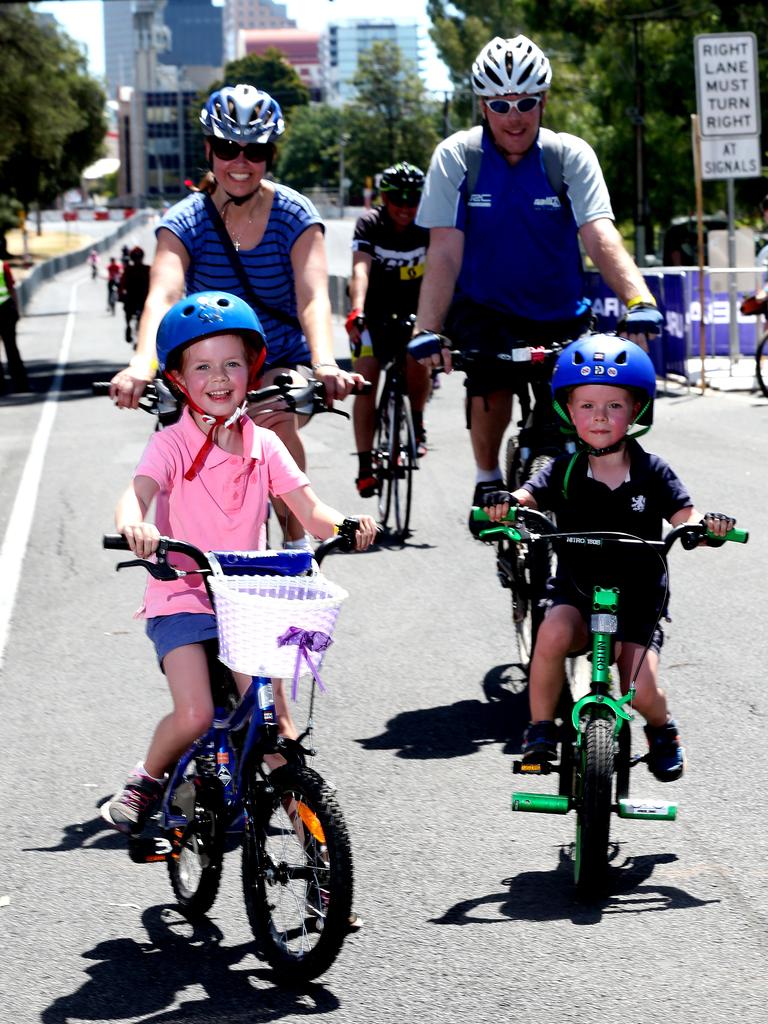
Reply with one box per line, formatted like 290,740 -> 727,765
547,577 -> 666,655
362,315 -> 415,366
444,296 -> 593,398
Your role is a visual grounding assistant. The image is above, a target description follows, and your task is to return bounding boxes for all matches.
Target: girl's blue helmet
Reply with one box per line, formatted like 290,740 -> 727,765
156,291 -> 266,376
551,334 -> 657,428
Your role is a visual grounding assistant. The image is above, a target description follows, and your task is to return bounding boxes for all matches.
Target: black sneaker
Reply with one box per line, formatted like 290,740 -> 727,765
521,721 -> 558,763
101,769 -> 165,834
644,719 -> 685,782
469,478 -> 505,536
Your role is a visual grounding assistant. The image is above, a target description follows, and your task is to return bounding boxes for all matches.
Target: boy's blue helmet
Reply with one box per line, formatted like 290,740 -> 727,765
156,291 -> 266,375
551,334 -> 657,428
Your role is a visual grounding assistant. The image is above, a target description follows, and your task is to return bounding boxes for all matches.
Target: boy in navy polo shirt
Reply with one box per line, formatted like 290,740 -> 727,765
481,335 -> 736,782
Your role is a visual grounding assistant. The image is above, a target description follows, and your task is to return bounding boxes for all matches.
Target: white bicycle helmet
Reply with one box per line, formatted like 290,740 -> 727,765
471,35 -> 552,97
200,84 -> 285,143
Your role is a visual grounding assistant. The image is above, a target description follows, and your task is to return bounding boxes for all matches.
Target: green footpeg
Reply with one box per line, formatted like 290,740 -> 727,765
617,798 -> 677,821
512,792 -> 570,814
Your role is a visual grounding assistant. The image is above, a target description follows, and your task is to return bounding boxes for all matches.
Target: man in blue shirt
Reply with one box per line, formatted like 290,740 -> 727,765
411,34 -> 662,519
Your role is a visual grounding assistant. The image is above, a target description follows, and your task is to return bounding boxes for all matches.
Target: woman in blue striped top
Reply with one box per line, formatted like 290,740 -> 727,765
110,84 -> 363,544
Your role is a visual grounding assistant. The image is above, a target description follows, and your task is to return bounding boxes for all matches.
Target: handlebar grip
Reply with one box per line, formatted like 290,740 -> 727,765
711,527 -> 749,544
92,382 -> 112,395
470,506 -> 518,523
103,534 -> 130,550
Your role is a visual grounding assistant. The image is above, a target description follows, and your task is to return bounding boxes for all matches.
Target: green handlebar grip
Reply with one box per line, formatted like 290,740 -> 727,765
470,505 -> 518,523
726,527 -> 748,543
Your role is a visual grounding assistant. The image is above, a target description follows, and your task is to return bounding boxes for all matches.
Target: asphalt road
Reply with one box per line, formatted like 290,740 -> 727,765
1,236 -> 768,1024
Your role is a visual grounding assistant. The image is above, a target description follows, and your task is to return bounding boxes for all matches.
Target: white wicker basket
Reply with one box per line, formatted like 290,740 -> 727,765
209,571 -> 348,678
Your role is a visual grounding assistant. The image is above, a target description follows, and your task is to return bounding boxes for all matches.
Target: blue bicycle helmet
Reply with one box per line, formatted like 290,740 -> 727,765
551,334 -> 657,429
200,85 -> 284,143
157,291 -> 266,376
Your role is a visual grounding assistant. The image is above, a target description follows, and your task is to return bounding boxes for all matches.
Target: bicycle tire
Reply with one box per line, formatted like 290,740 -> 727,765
391,396 -> 415,538
242,763 -> 354,982
166,773 -> 225,919
373,388 -> 393,528
574,715 -> 614,898
755,331 -> 768,399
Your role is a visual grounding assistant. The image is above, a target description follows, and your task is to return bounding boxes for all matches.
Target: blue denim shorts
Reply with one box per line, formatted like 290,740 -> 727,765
145,612 -> 219,667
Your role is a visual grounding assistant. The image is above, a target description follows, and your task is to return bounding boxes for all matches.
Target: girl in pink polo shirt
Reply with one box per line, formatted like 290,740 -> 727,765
102,291 -> 377,836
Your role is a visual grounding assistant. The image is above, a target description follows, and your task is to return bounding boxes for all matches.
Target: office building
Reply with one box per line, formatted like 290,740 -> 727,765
323,19 -> 423,104
238,29 -> 322,101
223,0 -> 295,63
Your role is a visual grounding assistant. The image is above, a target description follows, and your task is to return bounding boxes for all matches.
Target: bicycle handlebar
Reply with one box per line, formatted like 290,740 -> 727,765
470,506 -> 749,551
92,375 -> 372,421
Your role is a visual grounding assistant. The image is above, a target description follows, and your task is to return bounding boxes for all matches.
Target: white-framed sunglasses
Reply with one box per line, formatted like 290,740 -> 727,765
486,96 -> 542,115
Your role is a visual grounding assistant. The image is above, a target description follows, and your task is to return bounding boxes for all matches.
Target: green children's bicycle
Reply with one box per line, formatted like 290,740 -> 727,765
472,505 -> 748,899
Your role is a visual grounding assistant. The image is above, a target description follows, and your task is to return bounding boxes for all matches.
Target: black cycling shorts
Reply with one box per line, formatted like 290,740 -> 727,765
444,296 -> 593,398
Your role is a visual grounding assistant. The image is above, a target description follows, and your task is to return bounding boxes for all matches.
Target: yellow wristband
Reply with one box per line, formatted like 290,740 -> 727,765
627,295 -> 656,309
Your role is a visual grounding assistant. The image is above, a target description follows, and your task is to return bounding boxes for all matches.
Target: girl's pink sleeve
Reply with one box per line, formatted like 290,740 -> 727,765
134,431 -> 176,490
264,432 -> 311,495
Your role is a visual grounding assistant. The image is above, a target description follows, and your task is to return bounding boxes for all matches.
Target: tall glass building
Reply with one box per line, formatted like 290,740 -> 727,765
324,19 -> 423,103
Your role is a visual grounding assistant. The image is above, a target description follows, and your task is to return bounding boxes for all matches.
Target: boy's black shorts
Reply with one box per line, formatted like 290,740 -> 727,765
547,577 -> 666,655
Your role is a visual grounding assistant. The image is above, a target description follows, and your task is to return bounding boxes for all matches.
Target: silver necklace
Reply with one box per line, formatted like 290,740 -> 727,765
224,191 -> 260,252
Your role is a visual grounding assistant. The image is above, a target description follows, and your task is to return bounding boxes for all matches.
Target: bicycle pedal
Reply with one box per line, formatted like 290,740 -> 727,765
630,753 -> 649,767
128,835 -> 174,863
513,758 -> 556,776
617,798 -> 677,821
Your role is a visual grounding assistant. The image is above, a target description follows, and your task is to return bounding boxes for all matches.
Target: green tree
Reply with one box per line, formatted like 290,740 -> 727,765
345,40 -> 441,188
277,104 -> 343,191
208,49 -> 310,118
0,7 -> 106,210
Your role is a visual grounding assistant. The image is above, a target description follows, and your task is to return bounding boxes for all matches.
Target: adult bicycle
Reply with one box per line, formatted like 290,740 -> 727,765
369,314 -> 420,539
450,342 -> 575,666
471,504 -> 748,899
740,292 -> 768,398
102,520 -> 362,981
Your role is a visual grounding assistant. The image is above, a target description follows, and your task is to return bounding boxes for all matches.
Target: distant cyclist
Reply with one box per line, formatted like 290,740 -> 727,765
88,248 -> 99,280
346,162 -> 430,497
106,255 -> 122,313
118,246 -> 150,344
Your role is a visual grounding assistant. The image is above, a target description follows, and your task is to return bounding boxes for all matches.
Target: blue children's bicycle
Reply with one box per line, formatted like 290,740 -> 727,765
103,520 -> 361,982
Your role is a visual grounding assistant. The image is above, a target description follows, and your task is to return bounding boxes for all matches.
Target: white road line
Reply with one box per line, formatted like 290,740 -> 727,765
0,278 -> 83,671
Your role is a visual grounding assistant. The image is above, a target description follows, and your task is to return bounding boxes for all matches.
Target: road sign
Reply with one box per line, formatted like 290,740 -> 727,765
695,32 -> 760,137
700,136 -> 762,180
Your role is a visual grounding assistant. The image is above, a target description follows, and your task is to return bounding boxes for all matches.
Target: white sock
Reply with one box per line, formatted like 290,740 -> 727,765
134,761 -> 166,784
284,536 -> 313,551
475,467 -> 502,484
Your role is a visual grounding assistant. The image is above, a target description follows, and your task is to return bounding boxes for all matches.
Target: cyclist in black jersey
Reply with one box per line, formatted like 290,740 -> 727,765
346,163 -> 431,497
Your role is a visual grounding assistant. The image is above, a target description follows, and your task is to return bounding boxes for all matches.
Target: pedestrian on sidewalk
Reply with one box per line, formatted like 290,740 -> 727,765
0,259 -> 30,394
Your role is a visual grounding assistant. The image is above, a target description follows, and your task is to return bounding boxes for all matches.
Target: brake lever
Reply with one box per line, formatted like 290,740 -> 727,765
115,558 -> 180,581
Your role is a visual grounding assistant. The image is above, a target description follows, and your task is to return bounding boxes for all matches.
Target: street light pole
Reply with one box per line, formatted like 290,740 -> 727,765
631,17 -> 647,266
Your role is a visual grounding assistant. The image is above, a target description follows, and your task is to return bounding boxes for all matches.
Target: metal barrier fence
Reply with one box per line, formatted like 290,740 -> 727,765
586,267 -> 765,381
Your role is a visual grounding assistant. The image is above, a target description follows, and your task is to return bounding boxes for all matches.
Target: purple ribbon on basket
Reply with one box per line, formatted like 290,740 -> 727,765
277,626 -> 334,701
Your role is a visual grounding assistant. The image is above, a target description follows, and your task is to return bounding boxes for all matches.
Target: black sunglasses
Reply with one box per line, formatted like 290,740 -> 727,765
209,137 -> 270,163
387,192 -> 421,208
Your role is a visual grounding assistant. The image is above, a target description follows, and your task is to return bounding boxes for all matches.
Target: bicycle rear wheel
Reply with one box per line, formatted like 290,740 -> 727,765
242,763 -> 354,982
755,331 -> 768,399
166,773 -> 225,919
574,715 -> 614,899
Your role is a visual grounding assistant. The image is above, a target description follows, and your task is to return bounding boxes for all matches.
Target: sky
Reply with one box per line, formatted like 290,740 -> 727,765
34,0 -> 452,92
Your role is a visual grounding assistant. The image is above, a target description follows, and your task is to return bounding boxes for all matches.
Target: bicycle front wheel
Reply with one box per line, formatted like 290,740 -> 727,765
574,715 -> 614,899
166,774 -> 225,919
373,392 -> 393,528
243,764 -> 354,982
391,397 -> 415,537
755,331 -> 768,398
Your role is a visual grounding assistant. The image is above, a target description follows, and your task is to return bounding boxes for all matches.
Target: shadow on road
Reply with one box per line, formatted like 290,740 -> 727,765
0,358 -> 125,405
357,662 -> 530,759
432,850 -> 720,927
41,904 -> 340,1023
